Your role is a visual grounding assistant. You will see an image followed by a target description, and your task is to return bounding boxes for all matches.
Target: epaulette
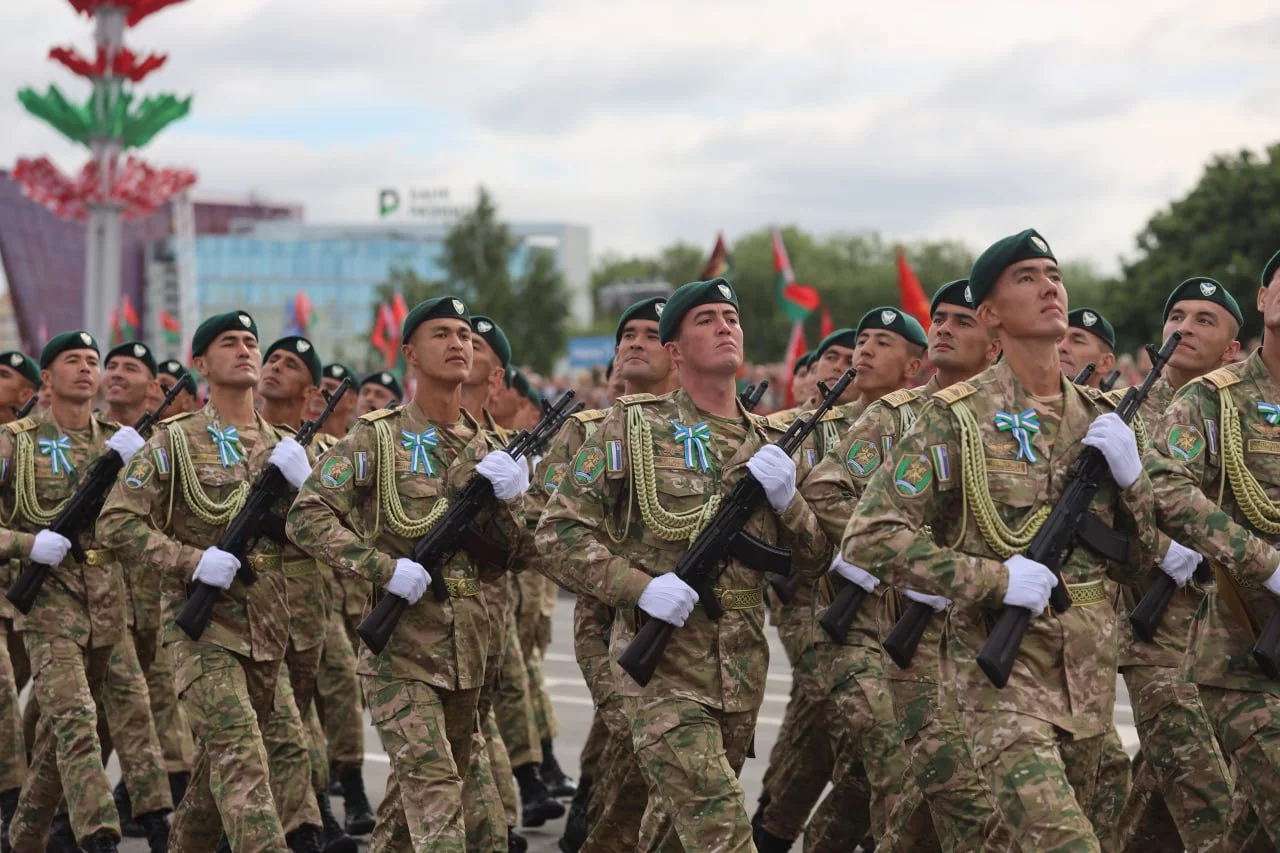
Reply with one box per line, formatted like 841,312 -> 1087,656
819,408 -> 843,422
358,406 -> 400,423
933,381 -> 977,406
4,417 -> 36,434
1101,388 -> 1126,407
1200,367 -> 1241,390
275,422 -> 298,436
616,393 -> 659,406
158,410 -> 195,426
765,410 -> 800,431
881,388 -> 921,409
571,409 -> 607,424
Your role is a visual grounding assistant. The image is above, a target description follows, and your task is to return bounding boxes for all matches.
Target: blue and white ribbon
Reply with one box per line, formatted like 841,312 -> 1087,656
994,409 -> 1041,463
38,435 -> 73,476
1259,402 -> 1280,426
672,420 -> 711,472
401,428 -> 439,475
206,424 -> 243,468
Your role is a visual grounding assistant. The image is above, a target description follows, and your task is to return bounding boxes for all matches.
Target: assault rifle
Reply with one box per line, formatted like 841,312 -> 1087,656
174,376 -> 354,639
6,379 -> 185,613
738,380 -> 769,413
882,362 -> 1105,666
616,369 -> 856,686
12,394 -> 38,422
357,390 -> 580,654
1100,370 -> 1122,392
975,333 -> 1181,688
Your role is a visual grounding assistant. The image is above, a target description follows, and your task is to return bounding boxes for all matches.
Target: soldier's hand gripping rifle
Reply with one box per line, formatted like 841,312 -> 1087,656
357,390 -> 580,655
174,377 -> 354,640
6,379 -> 185,613
975,333 -> 1181,688
617,369 -> 856,687
882,362 -> 1104,666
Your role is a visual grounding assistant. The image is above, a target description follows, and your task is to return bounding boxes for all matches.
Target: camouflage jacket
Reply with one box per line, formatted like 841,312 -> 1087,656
845,361 -> 1159,737
1145,352 -> 1280,694
534,388 -> 829,712
285,401 -> 522,691
315,431 -> 373,622
98,404 -> 300,663
0,407 -> 124,647
476,409 -> 518,659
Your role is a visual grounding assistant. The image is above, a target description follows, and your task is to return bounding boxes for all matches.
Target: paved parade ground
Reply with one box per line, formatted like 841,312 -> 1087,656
118,590 -> 1139,852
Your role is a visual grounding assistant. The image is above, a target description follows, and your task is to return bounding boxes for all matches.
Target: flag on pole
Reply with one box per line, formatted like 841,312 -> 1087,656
895,247 -> 931,331
121,297 -> 140,341
820,306 -> 834,339
390,292 -> 409,334
773,229 -> 820,321
109,308 -> 122,346
159,310 -> 181,345
370,302 -> 390,363
781,322 -> 809,408
700,233 -> 735,280
284,290 -> 314,337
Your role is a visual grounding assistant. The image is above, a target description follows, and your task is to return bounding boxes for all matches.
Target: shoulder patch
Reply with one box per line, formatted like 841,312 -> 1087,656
542,462 -> 569,494
880,388 -> 921,409
158,410 -> 195,426
932,382 -> 977,406
570,409 -> 607,424
893,453 -> 934,497
124,455 -> 155,489
1167,424 -> 1205,463
358,406 -> 400,423
1200,367 -> 1241,390
846,439 -> 881,477
616,393 -> 659,406
572,445 -> 606,486
319,455 -> 354,489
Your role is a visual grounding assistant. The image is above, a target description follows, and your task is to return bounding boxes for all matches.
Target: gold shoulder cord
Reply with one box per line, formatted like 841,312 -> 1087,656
12,432 -> 71,526
625,403 -> 720,544
168,423 -> 251,526
950,400 -> 1051,556
372,418 -> 449,539
1218,386 -> 1280,533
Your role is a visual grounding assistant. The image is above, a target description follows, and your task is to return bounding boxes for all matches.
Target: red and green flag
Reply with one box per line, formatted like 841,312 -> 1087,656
773,229 -> 819,322
159,310 -> 180,345
120,296 -> 140,342
896,247 -> 931,331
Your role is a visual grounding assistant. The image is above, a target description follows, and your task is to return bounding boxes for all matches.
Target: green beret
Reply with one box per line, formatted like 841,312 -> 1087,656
793,351 -> 813,371
0,351 -> 40,387
264,336 -> 321,385
403,296 -> 470,344
968,229 -> 1056,304
360,370 -> 403,400
1263,250 -> 1280,288
157,359 -> 196,396
657,278 -> 739,344
815,329 -> 858,360
192,310 -> 257,357
511,369 -> 531,398
616,297 -> 668,345
929,279 -> 975,316
104,341 -> 157,376
855,307 -> 927,349
471,316 -> 512,368
322,363 -> 354,383
504,364 -> 516,388
40,330 -> 99,369
1164,277 -> 1243,328
1067,308 -> 1115,348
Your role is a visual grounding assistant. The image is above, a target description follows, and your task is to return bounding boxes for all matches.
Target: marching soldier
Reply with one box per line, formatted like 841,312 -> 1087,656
1058,308 -> 1117,389
313,364 -> 357,436
287,296 -> 530,852
1144,255 -> 1280,846
0,353 -> 37,425
846,230 -> 1159,848
354,371 -> 403,418
97,312 -> 330,853
536,278 -> 830,851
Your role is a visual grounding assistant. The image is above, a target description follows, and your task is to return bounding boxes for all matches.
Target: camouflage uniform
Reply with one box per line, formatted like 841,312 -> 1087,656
0,583 -> 29,797
535,389 -> 829,852
516,569 -> 558,742
1145,353 -> 1280,845
286,402 -> 523,853
0,408 -> 131,849
98,404 -> 317,853
1111,376 -> 1232,853
846,361 -> 1160,850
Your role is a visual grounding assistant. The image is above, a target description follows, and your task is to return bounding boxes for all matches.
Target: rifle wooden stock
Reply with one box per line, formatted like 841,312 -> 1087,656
818,580 -> 867,642
884,599 -> 933,669
1129,559 -> 1209,643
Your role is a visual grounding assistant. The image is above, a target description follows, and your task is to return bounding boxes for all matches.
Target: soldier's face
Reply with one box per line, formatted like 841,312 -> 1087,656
616,319 -> 672,385
791,365 -> 811,404
1164,299 -> 1241,374
197,332 -> 260,390
853,331 -> 919,397
929,305 -> 994,375
43,349 -> 100,404
356,383 -> 398,416
816,344 -> 858,403
315,376 -> 356,425
667,305 -> 743,377
468,337 -> 500,386
104,356 -> 155,407
405,319 -> 473,385
159,381 -> 197,414
1258,283 -> 1280,333
259,350 -> 316,406
1057,329 -> 1113,386
985,259 -> 1067,341
489,383 -> 521,422
0,366 -> 33,413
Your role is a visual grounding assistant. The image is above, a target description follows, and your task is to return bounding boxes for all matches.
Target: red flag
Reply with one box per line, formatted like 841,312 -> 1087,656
109,308 -> 122,347
390,292 -> 409,335
781,322 -> 809,408
159,310 -> 180,344
701,233 -> 735,280
371,302 -> 390,359
121,297 -> 140,340
294,291 -> 313,334
819,306 -> 834,339
379,303 -> 399,367
896,247 -> 931,331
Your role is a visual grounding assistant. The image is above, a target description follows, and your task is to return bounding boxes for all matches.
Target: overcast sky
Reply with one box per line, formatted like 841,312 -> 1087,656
3,0 -> 1279,273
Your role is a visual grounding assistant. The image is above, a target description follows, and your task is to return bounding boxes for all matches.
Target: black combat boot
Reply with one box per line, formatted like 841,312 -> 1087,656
215,836 -> 231,853
0,787 -> 17,853
539,738 -> 576,798
81,830 -> 119,853
857,835 -> 876,852
135,810 -> 170,853
753,824 -> 793,853
285,825 -> 321,853
336,764 -> 374,836
46,810 -> 78,853
327,761 -> 343,798
751,790 -> 771,835
514,762 -> 565,828
313,793 -> 358,853
113,779 -> 143,838
557,775 -> 591,853
508,827 -> 529,853
167,772 -> 189,809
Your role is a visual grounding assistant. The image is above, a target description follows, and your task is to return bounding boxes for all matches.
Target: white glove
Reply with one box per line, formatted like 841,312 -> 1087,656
1160,540 -> 1200,588
1002,554 -> 1059,615
269,437 -> 312,490
30,529 -> 71,566
106,426 -> 145,463
192,546 -> 241,590
903,589 -> 951,612
829,553 -> 879,593
746,445 -> 797,514
1081,412 -> 1142,489
477,451 -> 529,501
637,573 -> 698,627
1266,564 -> 1280,598
386,557 -> 430,604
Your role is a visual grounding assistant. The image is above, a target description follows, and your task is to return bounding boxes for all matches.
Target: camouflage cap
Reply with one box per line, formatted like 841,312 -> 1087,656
264,335 -> 321,385
929,279 -> 975,316
104,340 -> 157,376
855,307 -> 928,348
192,310 -> 257,357
1067,308 -> 1116,348
968,229 -> 1056,304
40,330 -> 99,369
657,278 -> 739,344
814,329 -> 858,360
158,358 -> 196,396
471,315 -> 512,368
616,296 -> 667,345
360,370 -> 403,400
0,351 -> 40,387
1164,277 -> 1243,328
403,295 -> 470,343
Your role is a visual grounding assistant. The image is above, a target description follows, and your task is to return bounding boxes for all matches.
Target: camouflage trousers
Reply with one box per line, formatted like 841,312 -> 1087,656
517,574 -> 558,743
133,624 -> 193,773
578,709 -> 609,786
582,692 -> 649,853
804,642 -> 909,851
315,608 -> 364,769
1115,666 -> 1232,853
0,617 -> 29,793
1197,686 -> 1280,847
472,660 -> 517,840
364,677 -> 480,853
493,618 -> 542,768
8,636 -> 117,852
627,695 -> 755,853
98,628 -> 172,817
282,640 -> 328,794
